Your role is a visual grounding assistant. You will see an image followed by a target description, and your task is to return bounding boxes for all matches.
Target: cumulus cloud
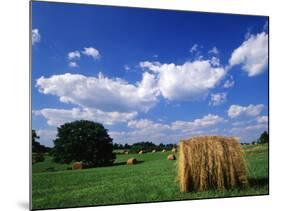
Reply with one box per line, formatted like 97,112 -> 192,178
223,77 -> 235,88
34,107 -> 137,127
229,32 -> 268,77
36,129 -> 57,147
227,104 -> 264,118
68,51 -> 80,60
171,114 -> 225,132
256,115 -> 268,124
209,92 -> 227,106
140,59 -> 226,101
208,46 -> 219,55
32,29 -> 41,45
68,61 -> 78,68
36,72 -> 159,113
110,114 -> 225,144
82,47 -> 100,59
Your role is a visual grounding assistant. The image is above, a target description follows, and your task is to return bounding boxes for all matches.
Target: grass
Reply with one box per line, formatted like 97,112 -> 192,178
32,144 -> 268,210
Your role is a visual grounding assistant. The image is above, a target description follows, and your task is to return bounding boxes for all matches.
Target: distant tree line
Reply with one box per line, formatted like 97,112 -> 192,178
113,141 -> 177,153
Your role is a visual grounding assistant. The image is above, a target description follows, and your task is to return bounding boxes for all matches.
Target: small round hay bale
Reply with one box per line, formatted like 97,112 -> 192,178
167,154 -> 176,160
162,149 -> 166,152
127,158 -> 137,165
139,150 -> 143,154
152,149 -> 156,153
124,151 -> 129,154
172,148 -> 177,153
178,136 -> 248,192
72,161 -> 83,170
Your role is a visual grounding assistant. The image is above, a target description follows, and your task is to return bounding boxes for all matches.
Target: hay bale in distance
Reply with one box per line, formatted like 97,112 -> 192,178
124,151 -> 129,154
72,161 -> 83,170
167,154 -> 176,160
152,149 -> 156,153
172,148 -> 177,153
139,150 -> 144,154
127,158 -> 137,165
178,136 -> 248,192
162,149 -> 166,152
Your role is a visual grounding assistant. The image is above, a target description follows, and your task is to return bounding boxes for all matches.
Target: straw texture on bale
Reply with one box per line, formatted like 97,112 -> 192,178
167,154 -> 176,160
178,136 -> 248,192
72,161 -> 83,170
127,158 -> 137,165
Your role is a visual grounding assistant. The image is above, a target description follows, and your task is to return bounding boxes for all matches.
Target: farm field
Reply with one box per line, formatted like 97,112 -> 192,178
32,144 -> 268,210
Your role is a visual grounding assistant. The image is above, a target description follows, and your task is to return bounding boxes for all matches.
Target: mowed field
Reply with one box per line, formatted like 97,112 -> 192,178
32,144 -> 268,210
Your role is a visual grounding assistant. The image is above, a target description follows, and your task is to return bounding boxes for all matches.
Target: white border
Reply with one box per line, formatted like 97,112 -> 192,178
1,0 -> 280,211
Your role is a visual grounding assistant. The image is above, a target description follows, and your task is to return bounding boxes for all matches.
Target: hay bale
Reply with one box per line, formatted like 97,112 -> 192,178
124,151 -> 129,154
152,149 -> 156,153
139,150 -> 143,154
72,161 -> 83,170
127,158 -> 137,165
178,136 -> 248,192
167,154 -> 176,160
172,148 -> 177,153
162,149 -> 166,152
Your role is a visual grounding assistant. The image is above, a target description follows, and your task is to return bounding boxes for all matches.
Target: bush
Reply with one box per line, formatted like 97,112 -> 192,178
52,120 -> 116,167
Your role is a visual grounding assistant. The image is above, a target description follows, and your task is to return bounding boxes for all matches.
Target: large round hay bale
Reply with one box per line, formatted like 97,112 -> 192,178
127,158 -> 137,165
178,136 -> 248,192
172,148 -> 177,153
72,161 -> 83,170
167,154 -> 176,160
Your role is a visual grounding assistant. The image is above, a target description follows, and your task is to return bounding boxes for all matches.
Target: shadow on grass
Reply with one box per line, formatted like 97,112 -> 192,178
248,177 -> 269,188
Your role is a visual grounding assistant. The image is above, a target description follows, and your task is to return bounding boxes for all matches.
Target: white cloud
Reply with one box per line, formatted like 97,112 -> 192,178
209,92 -> 227,106
110,114 -> 225,144
36,72 -> 159,113
68,51 -> 80,60
190,44 -> 199,53
82,47 -> 100,59
171,114 -> 225,132
140,59 -> 226,101
229,32 -> 268,77
32,29 -> 41,45
36,129 -> 57,147
223,77 -> 235,88
34,107 -> 137,127
256,115 -> 268,124
68,61 -> 78,68
208,46 -> 219,54
227,104 -> 264,118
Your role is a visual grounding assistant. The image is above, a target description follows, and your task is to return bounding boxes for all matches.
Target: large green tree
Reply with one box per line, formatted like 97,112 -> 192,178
52,120 -> 116,167
258,131 -> 269,144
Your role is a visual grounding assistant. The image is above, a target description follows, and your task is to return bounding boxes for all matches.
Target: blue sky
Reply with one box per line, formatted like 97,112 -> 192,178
31,1 -> 269,147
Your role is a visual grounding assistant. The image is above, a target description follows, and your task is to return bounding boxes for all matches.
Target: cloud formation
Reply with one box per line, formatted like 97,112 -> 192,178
32,29 -> 41,45
209,92 -> 227,106
82,47 -> 100,59
229,32 -> 268,77
228,104 -> 264,118
36,72 -> 159,113
140,59 -> 226,101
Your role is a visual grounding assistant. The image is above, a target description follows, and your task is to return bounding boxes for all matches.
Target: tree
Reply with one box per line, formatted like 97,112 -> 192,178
258,131 -> 269,144
52,120 -> 116,167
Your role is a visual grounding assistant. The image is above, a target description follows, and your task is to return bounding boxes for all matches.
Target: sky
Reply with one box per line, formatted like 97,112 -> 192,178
31,1 -> 269,147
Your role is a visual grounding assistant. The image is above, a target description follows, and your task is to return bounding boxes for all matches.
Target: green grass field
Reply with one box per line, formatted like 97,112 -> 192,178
32,144 -> 268,210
